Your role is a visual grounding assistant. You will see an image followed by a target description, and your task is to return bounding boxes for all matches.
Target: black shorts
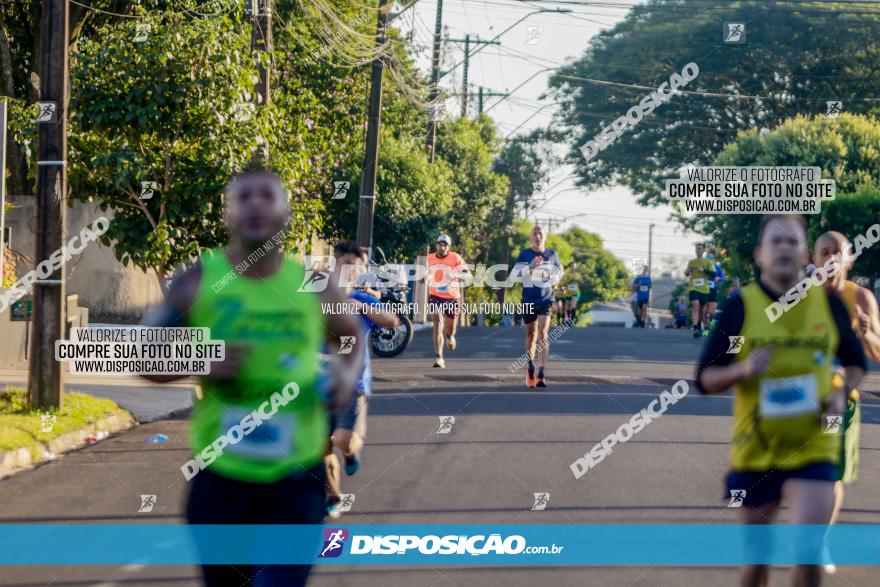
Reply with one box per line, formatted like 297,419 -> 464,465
708,288 -> 718,303
637,300 -> 649,309
523,301 -> 553,324
186,464 -> 326,586
331,394 -> 368,440
428,294 -> 460,317
725,462 -> 836,509
688,290 -> 708,305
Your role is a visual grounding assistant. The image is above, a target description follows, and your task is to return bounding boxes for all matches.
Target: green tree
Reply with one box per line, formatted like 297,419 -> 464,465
812,183 -> 880,281
548,0 -> 880,205
690,114 -> 880,278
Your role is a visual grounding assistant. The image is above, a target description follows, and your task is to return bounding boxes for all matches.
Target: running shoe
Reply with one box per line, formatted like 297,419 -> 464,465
701,329 -> 709,337
326,495 -> 342,519
446,335 -> 456,350
693,326 -> 701,338
344,453 -> 360,476
433,356 -> 445,368
536,374 -> 547,387
526,369 -> 537,388
822,543 -> 836,574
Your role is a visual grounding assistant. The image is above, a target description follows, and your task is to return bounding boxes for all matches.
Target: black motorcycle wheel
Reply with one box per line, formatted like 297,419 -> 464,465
371,314 -> 413,358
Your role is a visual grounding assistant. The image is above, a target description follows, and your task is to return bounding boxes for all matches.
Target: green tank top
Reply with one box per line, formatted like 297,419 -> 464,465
730,283 -> 839,472
187,250 -> 326,483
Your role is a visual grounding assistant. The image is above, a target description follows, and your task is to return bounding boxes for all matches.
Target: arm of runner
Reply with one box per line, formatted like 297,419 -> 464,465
696,294 -> 760,394
855,287 -> 880,362
828,293 -> 867,394
354,299 -> 400,329
320,281 -> 365,411
140,264 -> 214,383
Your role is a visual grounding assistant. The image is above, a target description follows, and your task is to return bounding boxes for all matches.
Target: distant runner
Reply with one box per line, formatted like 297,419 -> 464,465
673,296 -> 689,329
705,248 -> 724,331
515,225 -> 563,388
814,231 -> 880,572
698,215 -> 866,587
685,243 -> 716,337
323,241 -> 399,518
554,262 -> 581,325
141,167 -> 363,586
631,265 -> 652,328
426,234 -> 469,368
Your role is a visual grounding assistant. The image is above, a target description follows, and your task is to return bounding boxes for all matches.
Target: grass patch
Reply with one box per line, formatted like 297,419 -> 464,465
0,388 -> 121,457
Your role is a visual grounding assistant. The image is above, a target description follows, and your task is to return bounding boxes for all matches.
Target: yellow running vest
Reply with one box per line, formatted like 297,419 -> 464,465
730,283 -> 840,471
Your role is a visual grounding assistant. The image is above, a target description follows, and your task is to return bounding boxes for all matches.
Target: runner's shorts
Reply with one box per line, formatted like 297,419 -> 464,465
523,301 -> 553,325
835,397 -> 860,484
330,394 -> 368,441
708,287 -> 718,303
688,290 -> 709,305
725,462 -> 836,508
428,294 -> 460,317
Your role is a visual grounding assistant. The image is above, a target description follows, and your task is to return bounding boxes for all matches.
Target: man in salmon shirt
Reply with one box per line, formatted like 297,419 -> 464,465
427,234 -> 469,368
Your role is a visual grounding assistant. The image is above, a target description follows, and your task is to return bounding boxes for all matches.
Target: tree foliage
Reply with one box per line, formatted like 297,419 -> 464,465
548,0 -> 880,206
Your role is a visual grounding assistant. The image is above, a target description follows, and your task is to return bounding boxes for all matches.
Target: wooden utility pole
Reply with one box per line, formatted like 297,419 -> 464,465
355,0 -> 390,255
29,0 -> 69,410
425,0 -> 443,162
0,100 -> 7,285
460,34 -> 469,116
249,0 -> 272,161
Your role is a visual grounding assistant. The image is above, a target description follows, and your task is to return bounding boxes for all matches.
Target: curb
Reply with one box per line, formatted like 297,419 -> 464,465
0,409 -> 136,478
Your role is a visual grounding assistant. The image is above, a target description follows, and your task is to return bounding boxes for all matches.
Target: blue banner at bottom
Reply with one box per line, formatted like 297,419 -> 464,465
1,524 -> 878,565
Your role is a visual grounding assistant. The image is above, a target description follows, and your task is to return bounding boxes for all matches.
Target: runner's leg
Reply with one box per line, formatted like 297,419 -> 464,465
785,478 -> 835,587
432,311 -> 443,358
536,313 -> 551,368
739,501 -> 779,587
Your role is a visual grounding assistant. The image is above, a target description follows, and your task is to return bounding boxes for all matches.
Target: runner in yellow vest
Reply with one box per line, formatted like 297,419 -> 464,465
697,215 -> 866,587
141,168 -> 363,586
685,243 -> 716,337
813,231 -> 880,573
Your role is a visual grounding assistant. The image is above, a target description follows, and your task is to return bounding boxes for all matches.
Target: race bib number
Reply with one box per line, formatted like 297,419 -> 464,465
759,374 -> 819,418
708,280 -> 716,289
220,407 -> 296,460
436,283 -> 449,293
693,278 -> 705,287
568,284 -> 578,291
639,285 -> 649,292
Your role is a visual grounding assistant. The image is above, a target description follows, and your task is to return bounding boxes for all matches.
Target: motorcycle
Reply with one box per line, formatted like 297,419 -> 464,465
361,247 -> 414,358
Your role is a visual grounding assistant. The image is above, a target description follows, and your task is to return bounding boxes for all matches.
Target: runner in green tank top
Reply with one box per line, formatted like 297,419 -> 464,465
814,231 -> 880,574
141,167 -> 363,587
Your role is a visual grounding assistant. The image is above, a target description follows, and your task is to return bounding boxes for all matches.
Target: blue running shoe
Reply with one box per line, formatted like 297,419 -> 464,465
344,453 -> 361,476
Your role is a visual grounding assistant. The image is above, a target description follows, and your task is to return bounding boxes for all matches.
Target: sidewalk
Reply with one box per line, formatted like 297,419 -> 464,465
0,367 -> 196,423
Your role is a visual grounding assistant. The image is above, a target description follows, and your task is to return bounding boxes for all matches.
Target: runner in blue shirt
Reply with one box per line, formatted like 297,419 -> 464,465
514,225 -> 563,388
631,265 -> 652,328
324,241 -> 399,518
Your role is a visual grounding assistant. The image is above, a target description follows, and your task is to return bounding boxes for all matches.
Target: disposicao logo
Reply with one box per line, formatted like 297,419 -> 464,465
319,528 -> 348,558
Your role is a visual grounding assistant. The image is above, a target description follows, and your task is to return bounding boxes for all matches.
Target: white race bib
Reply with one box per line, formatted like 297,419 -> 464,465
568,284 -> 578,291
693,278 -> 705,287
759,374 -> 819,418
639,285 -> 649,292
220,407 -> 296,460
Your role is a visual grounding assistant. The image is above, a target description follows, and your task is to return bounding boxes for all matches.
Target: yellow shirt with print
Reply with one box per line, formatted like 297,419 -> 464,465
686,258 -> 714,294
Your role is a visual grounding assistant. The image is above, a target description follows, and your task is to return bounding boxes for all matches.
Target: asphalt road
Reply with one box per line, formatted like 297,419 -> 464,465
1,325 -> 879,586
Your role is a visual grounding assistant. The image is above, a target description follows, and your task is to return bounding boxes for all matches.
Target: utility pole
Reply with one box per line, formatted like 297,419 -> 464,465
425,0 -> 443,162
460,34 -> 469,116
356,0 -> 390,255
249,0 -> 272,161
30,0 -> 69,410
446,36 -> 499,118
647,223 -> 655,276
477,88 -> 509,114
0,100 -> 6,285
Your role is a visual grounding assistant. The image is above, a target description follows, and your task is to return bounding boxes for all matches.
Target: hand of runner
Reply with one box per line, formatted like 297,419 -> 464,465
822,389 -> 847,418
744,346 -> 773,378
325,356 -> 358,411
855,306 -> 870,338
204,343 -> 250,380
530,256 -> 544,269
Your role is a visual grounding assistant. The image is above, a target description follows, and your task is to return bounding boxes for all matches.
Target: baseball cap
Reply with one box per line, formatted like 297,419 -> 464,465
436,234 -> 451,244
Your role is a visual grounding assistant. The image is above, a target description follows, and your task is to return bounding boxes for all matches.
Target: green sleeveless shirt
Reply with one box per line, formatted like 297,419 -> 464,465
187,250 -> 326,483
